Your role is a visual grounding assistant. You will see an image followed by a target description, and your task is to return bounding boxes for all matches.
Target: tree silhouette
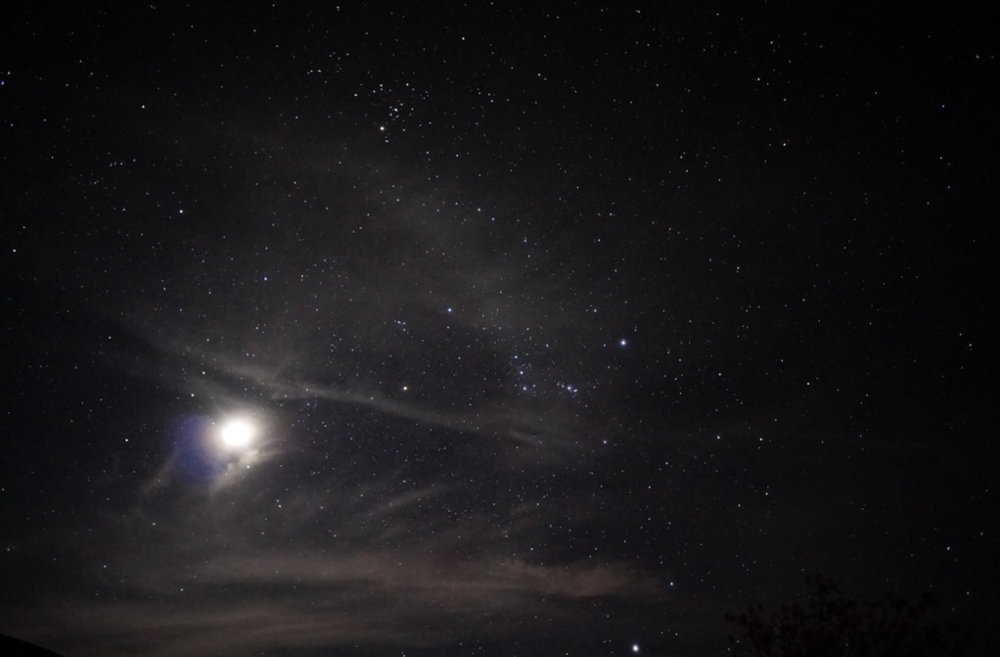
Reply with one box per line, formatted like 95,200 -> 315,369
725,575 -> 965,657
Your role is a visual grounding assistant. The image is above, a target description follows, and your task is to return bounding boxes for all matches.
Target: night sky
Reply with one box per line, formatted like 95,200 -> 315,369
2,3 -> 997,656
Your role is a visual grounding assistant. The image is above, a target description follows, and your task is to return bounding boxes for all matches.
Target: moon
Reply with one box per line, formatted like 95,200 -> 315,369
217,417 -> 257,451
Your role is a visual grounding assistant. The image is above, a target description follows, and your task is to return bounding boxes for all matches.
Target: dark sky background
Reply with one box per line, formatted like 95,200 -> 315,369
2,3 -> 997,656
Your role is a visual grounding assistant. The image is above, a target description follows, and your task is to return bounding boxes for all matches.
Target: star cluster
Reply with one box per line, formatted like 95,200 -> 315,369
1,3 -> 996,657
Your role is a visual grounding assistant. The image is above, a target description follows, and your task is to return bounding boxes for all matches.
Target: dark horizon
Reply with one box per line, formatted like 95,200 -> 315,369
2,3 -> 996,656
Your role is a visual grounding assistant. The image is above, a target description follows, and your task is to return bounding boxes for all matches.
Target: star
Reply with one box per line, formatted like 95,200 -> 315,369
3,4 -> 990,657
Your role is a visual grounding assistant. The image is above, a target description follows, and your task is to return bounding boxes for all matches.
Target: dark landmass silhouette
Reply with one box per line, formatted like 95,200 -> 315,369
0,635 -> 66,657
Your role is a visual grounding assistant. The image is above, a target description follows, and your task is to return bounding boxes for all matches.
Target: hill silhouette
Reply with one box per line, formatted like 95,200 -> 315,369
0,635 -> 66,657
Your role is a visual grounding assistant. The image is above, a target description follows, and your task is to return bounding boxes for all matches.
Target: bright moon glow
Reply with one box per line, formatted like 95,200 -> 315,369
219,418 -> 256,450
